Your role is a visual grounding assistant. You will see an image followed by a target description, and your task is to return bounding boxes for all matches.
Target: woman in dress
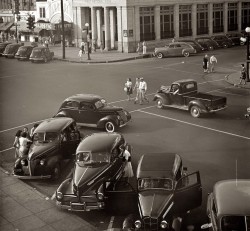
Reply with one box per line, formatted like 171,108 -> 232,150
120,145 -> 134,181
19,132 -> 31,157
13,130 -> 22,159
125,78 -> 133,101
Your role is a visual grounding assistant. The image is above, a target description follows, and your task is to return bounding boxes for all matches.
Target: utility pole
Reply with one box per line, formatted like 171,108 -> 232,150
60,0 -> 65,59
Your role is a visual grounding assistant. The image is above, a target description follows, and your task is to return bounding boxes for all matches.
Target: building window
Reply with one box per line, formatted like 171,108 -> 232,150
179,5 -> 192,37
197,4 -> 208,35
160,6 -> 174,39
140,7 -> 155,41
39,7 -> 46,18
228,3 -> 238,31
242,2 -> 250,29
213,4 -> 223,33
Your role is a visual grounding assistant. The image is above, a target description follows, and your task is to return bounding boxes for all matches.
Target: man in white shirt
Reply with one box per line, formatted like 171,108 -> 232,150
139,78 -> 149,105
210,55 -> 218,72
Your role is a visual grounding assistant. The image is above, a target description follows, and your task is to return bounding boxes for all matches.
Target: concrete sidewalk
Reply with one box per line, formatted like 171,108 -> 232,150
225,72 -> 250,89
0,167 -> 98,231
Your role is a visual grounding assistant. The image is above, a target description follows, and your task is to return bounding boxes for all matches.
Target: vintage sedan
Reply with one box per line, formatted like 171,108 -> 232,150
0,42 -> 11,56
105,153 -> 202,230
153,42 -> 197,59
55,94 -> 131,133
13,117 -> 81,180
211,35 -> 233,48
2,43 -> 22,58
202,179 -> 250,231
195,37 -> 220,51
29,47 -> 54,63
56,132 -> 127,211
15,45 -> 37,60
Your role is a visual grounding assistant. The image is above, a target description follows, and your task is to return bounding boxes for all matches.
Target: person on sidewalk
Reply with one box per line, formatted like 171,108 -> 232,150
133,77 -> 140,104
19,132 -> 32,157
124,78 -> 133,101
13,130 -> 22,159
239,64 -> 247,85
142,41 -> 147,54
210,55 -> 218,72
136,42 -> 142,54
78,48 -> 83,61
203,54 -> 209,73
120,144 -> 134,182
139,77 -> 149,105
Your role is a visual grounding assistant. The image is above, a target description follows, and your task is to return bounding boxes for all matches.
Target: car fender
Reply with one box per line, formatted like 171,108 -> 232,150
97,115 -> 118,128
57,178 -> 72,194
46,155 -> 62,170
188,100 -> 207,112
153,92 -> 167,101
54,110 -> 68,118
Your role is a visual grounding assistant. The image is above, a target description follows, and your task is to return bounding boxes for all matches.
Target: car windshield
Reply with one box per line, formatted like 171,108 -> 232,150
33,132 -> 59,143
95,99 -> 107,109
76,151 -> 110,167
138,178 -> 173,191
33,49 -> 42,55
221,216 -> 250,231
19,47 -> 27,51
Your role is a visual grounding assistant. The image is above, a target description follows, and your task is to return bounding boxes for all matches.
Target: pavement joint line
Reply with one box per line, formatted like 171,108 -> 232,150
0,147 -> 14,153
212,89 -> 249,96
137,110 -> 250,140
107,216 -> 115,230
198,79 -> 225,84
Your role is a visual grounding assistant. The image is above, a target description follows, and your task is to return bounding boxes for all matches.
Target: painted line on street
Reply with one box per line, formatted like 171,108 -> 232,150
198,79 -> 225,84
107,216 -> 115,230
138,110 -> 250,140
213,90 -> 249,96
0,147 -> 14,153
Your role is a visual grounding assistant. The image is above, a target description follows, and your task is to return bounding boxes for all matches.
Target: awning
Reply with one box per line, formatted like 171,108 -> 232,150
0,22 -> 14,31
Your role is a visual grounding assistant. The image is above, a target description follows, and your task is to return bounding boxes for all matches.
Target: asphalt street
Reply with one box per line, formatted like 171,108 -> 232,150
0,46 -> 250,230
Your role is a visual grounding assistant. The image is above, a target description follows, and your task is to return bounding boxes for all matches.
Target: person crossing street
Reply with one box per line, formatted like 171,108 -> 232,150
139,77 -> 149,105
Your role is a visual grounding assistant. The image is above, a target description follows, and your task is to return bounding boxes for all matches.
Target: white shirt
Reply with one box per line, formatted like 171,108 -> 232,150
139,81 -> 147,91
125,81 -> 132,88
210,56 -> 217,63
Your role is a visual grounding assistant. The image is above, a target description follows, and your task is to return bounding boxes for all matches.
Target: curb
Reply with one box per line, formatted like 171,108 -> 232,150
224,74 -> 250,89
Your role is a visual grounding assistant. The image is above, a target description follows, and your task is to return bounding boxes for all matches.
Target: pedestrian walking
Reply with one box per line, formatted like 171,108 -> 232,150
203,54 -> 209,73
139,77 -> 149,105
44,39 -> 49,48
120,145 -> 134,181
78,48 -> 83,61
124,78 -> 133,101
142,40 -> 147,54
136,42 -> 142,54
239,64 -> 247,85
210,55 -> 218,72
133,77 -> 140,104
13,130 -> 22,159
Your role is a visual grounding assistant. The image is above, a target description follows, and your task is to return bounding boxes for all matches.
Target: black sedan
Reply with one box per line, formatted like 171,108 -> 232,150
0,42 -> 11,56
55,94 -> 131,133
29,47 -> 54,63
15,45 -> 37,60
56,132 -> 127,211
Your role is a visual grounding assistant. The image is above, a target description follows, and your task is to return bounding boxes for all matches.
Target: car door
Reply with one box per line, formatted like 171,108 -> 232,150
167,44 -> 176,56
173,171 -> 202,214
169,84 -> 183,106
61,100 -> 80,122
104,180 -> 138,215
78,102 -> 97,125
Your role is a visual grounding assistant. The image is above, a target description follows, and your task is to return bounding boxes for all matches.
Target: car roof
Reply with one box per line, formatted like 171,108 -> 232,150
64,94 -> 102,103
169,42 -> 190,45
19,45 -> 33,48
33,47 -> 46,50
137,153 -> 182,179
172,79 -> 196,85
195,37 -> 212,39
214,180 -> 250,216
76,132 -> 123,153
7,43 -> 21,47
35,117 -> 74,133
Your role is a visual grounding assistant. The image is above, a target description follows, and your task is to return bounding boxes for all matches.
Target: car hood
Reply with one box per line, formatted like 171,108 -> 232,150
73,163 -> 109,188
139,191 -> 173,218
99,105 -> 123,112
28,143 -> 57,160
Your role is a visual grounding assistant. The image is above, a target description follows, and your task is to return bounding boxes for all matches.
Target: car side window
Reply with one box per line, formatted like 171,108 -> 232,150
175,44 -> 181,48
169,44 -> 174,48
64,101 -> 79,109
80,102 -> 95,110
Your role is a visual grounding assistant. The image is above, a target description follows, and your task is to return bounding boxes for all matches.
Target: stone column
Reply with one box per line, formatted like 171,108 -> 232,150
104,7 -> 111,50
237,2 -> 242,32
96,8 -> 102,47
75,7 -> 82,46
192,4 -> 197,37
134,6 -> 140,44
110,8 -> 116,49
116,6 -> 123,52
208,3 -> 213,35
223,2 -> 228,33
174,4 -> 179,38
154,6 -> 161,40
91,7 -> 97,43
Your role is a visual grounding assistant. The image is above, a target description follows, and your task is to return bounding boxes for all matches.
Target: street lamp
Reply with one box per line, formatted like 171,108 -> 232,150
240,27 -> 250,82
85,22 -> 91,60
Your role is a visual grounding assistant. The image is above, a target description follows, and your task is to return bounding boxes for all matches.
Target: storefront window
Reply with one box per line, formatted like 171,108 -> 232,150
179,5 -> 192,37
213,4 -> 223,33
228,3 -> 238,31
197,4 -> 208,35
39,7 -> 46,18
242,2 -> 250,30
140,7 -> 155,41
160,6 -> 174,39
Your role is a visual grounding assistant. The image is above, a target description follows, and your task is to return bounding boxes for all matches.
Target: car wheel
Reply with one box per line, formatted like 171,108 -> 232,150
223,43 -> 228,48
183,51 -> 190,57
156,98 -> 164,109
52,164 -> 61,180
190,105 -> 201,118
157,53 -> 163,59
105,121 -> 116,133
208,46 -> 214,51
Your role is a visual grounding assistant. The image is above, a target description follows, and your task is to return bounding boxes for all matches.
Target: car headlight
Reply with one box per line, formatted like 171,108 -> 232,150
160,220 -> 168,229
135,220 -> 142,229
21,160 -> 26,166
247,107 -> 250,113
97,192 -> 104,200
40,159 -> 45,165
56,192 -> 63,200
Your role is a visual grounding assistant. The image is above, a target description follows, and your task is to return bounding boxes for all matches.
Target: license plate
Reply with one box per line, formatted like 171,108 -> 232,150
70,202 -> 86,211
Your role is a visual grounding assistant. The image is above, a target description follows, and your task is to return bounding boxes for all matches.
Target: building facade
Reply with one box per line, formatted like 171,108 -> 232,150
73,0 -> 250,52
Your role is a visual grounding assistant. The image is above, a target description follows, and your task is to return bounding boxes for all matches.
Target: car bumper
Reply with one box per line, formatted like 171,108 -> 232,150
13,174 -> 51,179
56,201 -> 105,211
30,57 -> 44,61
207,105 -> 227,113
15,55 -> 29,60
3,54 -> 15,58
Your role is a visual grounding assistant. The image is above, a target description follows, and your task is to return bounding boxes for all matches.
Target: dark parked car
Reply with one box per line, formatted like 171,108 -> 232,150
15,45 -> 37,60
56,132 -> 128,211
29,47 -> 54,63
105,153 -> 202,230
153,79 -> 227,118
225,32 -> 245,46
195,37 -> 220,51
153,42 -> 197,59
13,117 -> 81,180
211,35 -> 233,48
202,179 -> 250,231
177,39 -> 205,52
55,94 -> 131,133
0,42 -> 11,56
2,43 -> 22,58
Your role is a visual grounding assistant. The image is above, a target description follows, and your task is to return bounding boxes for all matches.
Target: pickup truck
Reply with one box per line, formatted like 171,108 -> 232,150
153,79 -> 227,118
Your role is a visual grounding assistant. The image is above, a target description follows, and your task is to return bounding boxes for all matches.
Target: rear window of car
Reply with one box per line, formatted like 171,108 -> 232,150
19,47 -> 28,51
184,83 -> 195,90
